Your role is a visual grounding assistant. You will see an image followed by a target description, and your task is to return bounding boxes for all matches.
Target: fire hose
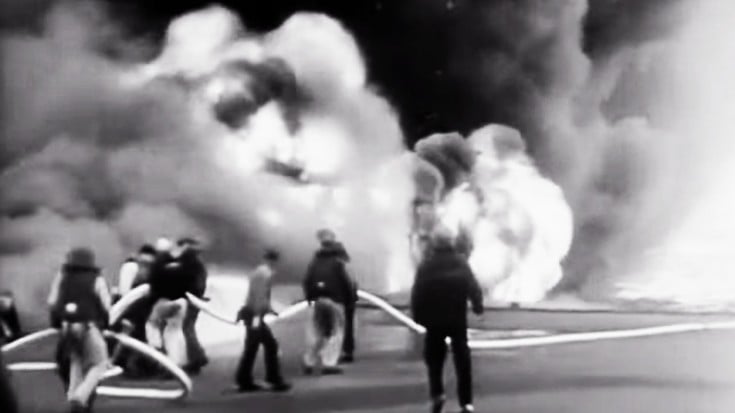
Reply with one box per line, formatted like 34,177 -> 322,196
3,284 -> 193,401
8,283 -> 735,404
2,327 -> 191,400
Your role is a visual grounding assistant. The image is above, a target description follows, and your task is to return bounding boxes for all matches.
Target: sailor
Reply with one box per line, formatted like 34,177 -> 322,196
48,247 -> 112,413
233,249 -> 291,392
175,237 -> 209,374
411,228 -> 484,413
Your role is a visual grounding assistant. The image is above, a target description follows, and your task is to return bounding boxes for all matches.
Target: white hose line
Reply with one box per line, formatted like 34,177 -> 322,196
468,320 -> 735,350
7,362 -> 124,379
7,362 -> 57,371
185,293 -> 238,325
2,328 -> 59,354
356,290 -> 427,334
98,331 -> 192,400
2,327 -> 190,401
264,301 -> 310,324
185,293 -> 311,326
355,290 -> 735,350
109,284 -> 151,326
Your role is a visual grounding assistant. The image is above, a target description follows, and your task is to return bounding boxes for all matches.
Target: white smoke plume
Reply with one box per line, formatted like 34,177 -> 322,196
599,0 -> 735,310
452,0 -> 735,310
0,2 -> 411,323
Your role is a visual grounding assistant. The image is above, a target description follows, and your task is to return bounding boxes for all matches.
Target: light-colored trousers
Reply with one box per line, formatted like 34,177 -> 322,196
146,298 -> 188,366
63,323 -> 109,406
303,298 -> 345,369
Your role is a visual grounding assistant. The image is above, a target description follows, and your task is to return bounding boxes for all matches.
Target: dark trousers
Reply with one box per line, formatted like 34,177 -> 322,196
342,304 -> 355,356
0,351 -> 18,413
235,318 -> 284,386
183,306 -> 207,367
423,327 -> 473,406
118,298 -> 156,376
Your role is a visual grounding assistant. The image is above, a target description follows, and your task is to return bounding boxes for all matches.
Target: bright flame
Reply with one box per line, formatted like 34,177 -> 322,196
437,183 -> 480,238
410,126 -> 574,304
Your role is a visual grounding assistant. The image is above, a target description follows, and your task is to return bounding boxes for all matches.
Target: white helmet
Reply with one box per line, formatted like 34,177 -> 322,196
155,237 -> 173,253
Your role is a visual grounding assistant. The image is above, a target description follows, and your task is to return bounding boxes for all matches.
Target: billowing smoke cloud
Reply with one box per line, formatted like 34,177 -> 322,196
414,132 -> 475,193
7,0 -> 730,315
0,2 -> 411,322
442,0 -> 735,308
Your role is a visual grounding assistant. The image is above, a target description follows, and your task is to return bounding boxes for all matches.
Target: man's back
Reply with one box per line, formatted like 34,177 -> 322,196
411,246 -> 483,330
303,246 -> 352,305
149,253 -> 188,300
245,264 -> 273,316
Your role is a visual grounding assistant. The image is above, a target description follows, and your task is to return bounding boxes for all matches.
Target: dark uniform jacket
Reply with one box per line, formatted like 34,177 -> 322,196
53,266 -> 108,327
149,251 -> 205,300
411,244 -> 484,331
303,242 -> 355,305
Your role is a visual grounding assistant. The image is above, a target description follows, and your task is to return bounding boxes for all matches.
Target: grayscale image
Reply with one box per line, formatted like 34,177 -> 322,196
1,1 -> 734,412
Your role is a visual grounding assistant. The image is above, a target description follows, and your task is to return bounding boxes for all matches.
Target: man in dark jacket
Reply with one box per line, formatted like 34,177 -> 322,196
312,229 -> 357,362
113,245 -> 156,377
48,247 -> 112,413
411,229 -> 484,413
175,238 -> 209,374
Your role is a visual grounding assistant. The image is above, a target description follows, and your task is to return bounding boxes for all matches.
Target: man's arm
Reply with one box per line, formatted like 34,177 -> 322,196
193,262 -> 208,297
410,263 -> 428,320
302,261 -> 316,302
47,271 -> 62,307
463,262 -> 484,315
337,262 -> 357,305
117,261 -> 138,296
96,276 -> 112,313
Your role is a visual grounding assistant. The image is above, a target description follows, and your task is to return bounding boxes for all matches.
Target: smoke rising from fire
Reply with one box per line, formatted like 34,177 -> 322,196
412,125 -> 573,303
5,0 -> 731,314
0,3 -> 413,319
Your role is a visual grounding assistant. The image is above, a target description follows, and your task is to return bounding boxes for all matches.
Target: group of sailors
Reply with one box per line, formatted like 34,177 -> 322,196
1,225 -> 483,413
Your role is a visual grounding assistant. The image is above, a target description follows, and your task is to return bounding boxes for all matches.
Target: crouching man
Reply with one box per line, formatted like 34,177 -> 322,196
48,248 -> 112,413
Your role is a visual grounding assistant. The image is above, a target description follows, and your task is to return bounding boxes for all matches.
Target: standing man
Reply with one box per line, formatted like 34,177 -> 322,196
411,228 -> 484,413
48,247 -> 112,413
115,244 -> 156,300
314,229 -> 357,363
233,249 -> 291,392
114,244 -> 157,377
175,237 -> 209,374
